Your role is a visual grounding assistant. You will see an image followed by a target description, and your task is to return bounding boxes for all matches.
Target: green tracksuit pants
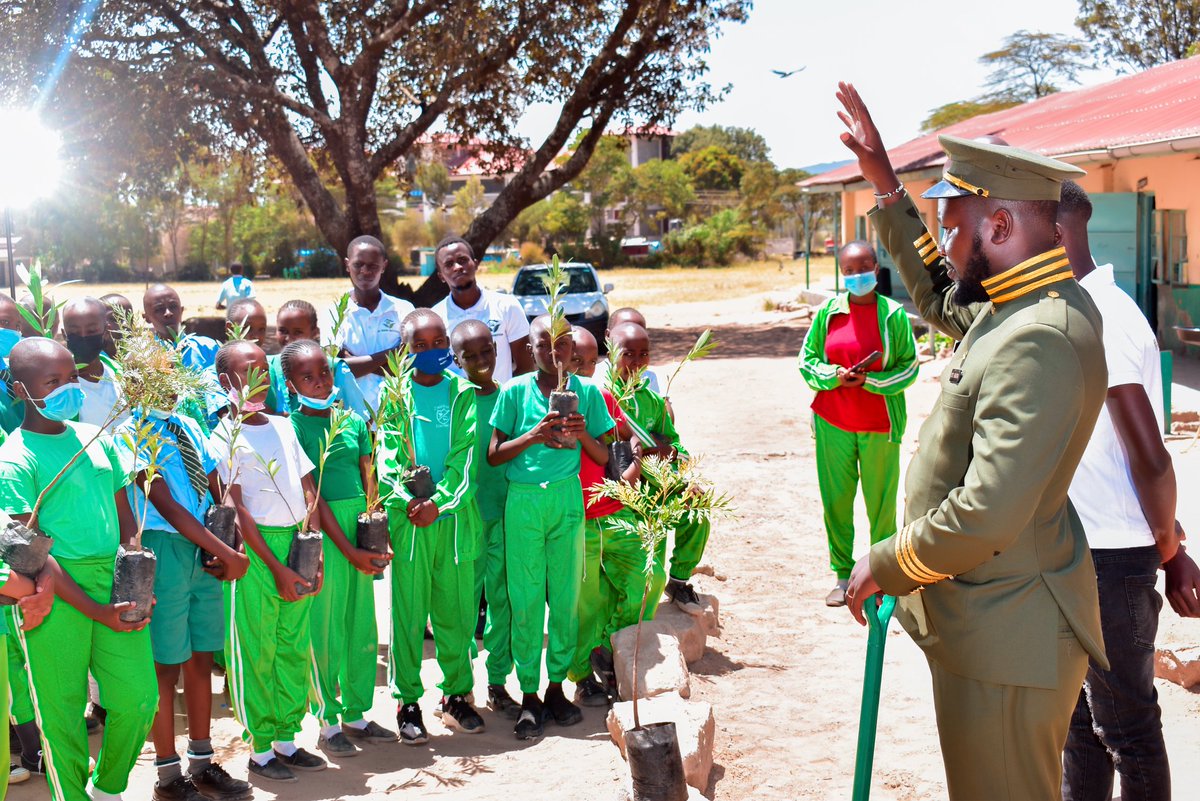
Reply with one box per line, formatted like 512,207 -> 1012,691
669,514 -> 711,583
602,507 -> 667,633
0,634 -> 8,797
6,608 -> 33,725
473,518 -> 514,686
226,524 -> 313,753
506,477 -> 585,694
568,515 -> 616,682
813,414 -> 900,580
388,512 -> 476,704
309,497 -> 378,726
14,556 -> 157,800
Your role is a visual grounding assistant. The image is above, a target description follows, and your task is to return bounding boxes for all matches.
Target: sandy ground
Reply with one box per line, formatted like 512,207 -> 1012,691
9,282 -> 1200,801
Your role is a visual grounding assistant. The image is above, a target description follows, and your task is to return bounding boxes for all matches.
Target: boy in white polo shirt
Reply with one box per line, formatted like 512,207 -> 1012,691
431,235 -> 533,383
1059,180 -> 1200,799
334,235 -> 415,413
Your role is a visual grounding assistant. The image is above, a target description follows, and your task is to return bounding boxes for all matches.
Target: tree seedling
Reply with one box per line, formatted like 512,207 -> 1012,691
542,256 -> 579,445
375,345 -> 435,500
112,418 -> 168,623
662,328 -> 717,399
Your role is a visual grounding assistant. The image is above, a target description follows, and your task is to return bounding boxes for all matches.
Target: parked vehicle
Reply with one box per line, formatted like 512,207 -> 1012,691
506,262 -> 613,342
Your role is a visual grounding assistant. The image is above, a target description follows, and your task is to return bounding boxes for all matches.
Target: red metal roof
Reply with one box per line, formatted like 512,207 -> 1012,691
804,56 -> 1200,187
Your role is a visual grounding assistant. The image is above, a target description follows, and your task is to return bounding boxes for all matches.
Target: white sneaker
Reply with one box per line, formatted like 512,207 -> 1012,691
9,763 -> 30,784
86,779 -> 124,801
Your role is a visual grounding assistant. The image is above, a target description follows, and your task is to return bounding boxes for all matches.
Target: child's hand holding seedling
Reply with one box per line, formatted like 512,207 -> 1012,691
407,498 -> 439,528
345,545 -> 390,575
11,562 -> 54,629
96,598 -> 153,633
271,563 -> 312,603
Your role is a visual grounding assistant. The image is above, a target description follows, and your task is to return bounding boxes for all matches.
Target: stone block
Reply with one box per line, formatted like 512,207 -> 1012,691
612,628 -> 690,701
607,695 -> 716,793
651,603 -> 708,663
1155,644 -> 1200,689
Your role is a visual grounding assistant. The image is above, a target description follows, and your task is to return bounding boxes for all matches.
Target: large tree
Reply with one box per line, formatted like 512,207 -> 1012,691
980,30 -> 1091,100
53,0 -> 748,297
673,123 -> 770,163
1077,0 -> 1200,70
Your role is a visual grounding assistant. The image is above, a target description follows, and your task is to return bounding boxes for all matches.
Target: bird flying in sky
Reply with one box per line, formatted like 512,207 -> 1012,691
772,67 -> 806,78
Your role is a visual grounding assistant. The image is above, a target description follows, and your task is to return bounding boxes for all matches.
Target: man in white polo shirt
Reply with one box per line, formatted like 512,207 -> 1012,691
431,235 -> 533,383
1059,181 -> 1200,801
333,235 -> 415,412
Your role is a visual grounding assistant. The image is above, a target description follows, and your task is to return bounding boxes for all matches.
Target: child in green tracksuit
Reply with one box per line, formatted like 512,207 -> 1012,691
607,322 -> 699,613
211,340 -> 356,782
488,315 -> 615,740
377,310 -> 483,744
280,339 -> 396,755
567,326 -> 643,705
449,319 -> 521,720
0,337 -> 158,801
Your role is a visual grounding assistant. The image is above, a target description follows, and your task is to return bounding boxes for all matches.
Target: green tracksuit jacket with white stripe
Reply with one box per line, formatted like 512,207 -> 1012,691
798,292 -> 919,444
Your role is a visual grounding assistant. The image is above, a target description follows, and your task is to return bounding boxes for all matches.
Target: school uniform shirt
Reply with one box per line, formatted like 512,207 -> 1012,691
0,422 -> 129,560
209,414 -> 314,528
116,412 -> 218,534
334,292 -> 415,413
1069,263 -> 1164,549
216,275 -> 255,307
0,358 -> 25,434
291,410 -> 372,502
471,389 -> 508,522
490,372 -> 615,485
173,333 -> 221,373
579,388 -> 626,519
78,360 -> 129,432
432,289 -> 530,383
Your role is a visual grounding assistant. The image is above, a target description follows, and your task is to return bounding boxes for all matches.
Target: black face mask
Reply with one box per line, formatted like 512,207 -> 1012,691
66,332 -> 106,365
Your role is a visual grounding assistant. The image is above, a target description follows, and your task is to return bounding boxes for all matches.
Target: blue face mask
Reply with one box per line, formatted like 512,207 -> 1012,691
27,382 -> 86,422
0,329 -> 20,360
844,272 -> 878,297
411,347 -> 455,375
297,386 -> 340,411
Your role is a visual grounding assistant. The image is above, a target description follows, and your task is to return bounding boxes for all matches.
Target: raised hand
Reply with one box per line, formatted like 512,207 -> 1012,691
835,82 -> 901,194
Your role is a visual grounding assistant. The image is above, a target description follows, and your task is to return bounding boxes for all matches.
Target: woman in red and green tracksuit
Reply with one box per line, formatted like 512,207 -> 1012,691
798,242 -> 918,608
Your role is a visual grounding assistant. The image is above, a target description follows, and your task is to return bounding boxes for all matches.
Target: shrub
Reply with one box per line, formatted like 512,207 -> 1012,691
80,259 -> 132,283
177,260 -> 212,281
663,209 -> 763,266
519,241 -> 547,265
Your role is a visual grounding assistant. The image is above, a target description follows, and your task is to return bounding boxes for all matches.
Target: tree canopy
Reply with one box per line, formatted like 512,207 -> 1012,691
1077,0 -> 1200,70
679,145 -> 744,190
981,30 -> 1091,100
672,124 -> 771,163
16,0 -> 748,297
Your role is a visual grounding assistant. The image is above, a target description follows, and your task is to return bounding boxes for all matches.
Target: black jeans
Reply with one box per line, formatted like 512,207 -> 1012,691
1062,545 -> 1170,801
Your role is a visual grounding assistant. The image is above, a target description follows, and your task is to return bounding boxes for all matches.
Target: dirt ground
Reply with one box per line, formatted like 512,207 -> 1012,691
10,278 -> 1200,800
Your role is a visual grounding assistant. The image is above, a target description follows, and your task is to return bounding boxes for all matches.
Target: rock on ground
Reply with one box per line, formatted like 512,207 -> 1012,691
646,605 -> 708,663
607,695 -> 716,794
612,628 -> 691,701
1156,644 -> 1200,689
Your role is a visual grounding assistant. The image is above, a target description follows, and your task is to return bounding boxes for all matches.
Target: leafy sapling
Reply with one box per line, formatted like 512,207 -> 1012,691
541,257 -> 579,445
662,329 -> 717,399
111,419 -> 167,623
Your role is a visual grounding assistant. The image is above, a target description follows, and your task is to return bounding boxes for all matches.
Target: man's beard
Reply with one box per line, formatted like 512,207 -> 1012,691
951,231 -> 992,306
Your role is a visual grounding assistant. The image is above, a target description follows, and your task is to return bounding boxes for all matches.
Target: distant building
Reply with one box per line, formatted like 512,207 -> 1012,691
802,56 -> 1200,351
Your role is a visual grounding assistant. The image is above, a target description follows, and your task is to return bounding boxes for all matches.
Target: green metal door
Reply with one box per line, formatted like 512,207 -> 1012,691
1087,191 -> 1155,321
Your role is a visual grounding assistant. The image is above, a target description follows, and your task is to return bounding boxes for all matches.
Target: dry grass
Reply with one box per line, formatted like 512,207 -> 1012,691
50,257 -> 839,319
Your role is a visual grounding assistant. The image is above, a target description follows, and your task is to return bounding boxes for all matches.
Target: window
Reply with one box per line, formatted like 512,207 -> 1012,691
1154,209 -> 1188,285
513,266 -> 599,295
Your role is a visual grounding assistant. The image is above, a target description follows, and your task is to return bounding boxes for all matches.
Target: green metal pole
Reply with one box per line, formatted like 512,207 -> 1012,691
834,195 -> 841,294
852,594 -> 897,801
803,195 -> 811,290
1160,350 -> 1173,435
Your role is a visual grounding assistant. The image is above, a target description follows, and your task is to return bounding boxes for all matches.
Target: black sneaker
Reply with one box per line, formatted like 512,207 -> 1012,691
273,747 -> 326,772
341,720 -> 397,743
317,731 -> 359,758
152,774 -> 208,801
475,597 -> 487,640
487,684 -> 522,721
247,756 -> 295,783
543,686 -> 583,726
574,676 -> 610,708
668,578 -> 703,614
397,703 -> 429,746
513,698 -> 545,741
590,646 -> 618,700
442,695 -> 485,733
190,762 -> 252,800
86,703 -> 107,734
20,751 -> 45,775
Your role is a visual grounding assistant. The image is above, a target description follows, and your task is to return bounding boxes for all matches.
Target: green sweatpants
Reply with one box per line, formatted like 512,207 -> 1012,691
813,414 -> 900,580
473,518 -> 514,686
309,497 -> 377,726
0,634 -> 8,797
669,515 -> 711,583
601,507 -> 666,634
387,512 -> 476,704
6,608 -> 33,725
15,556 -> 157,799
226,525 -> 313,753
568,515 -> 616,682
506,477 -> 584,694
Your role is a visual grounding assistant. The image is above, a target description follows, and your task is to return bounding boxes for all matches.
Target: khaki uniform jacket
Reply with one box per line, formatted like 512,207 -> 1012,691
867,195 -> 1109,689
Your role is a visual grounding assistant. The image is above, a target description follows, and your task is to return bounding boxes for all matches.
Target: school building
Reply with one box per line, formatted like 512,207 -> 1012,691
801,56 -> 1200,353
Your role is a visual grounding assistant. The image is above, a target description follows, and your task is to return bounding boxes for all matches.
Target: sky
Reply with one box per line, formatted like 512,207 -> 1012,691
515,0 -> 1120,171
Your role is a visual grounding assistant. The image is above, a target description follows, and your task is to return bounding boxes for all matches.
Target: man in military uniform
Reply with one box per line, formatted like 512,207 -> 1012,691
835,82 -> 1109,800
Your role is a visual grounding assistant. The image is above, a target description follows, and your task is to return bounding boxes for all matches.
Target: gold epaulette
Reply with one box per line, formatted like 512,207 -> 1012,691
981,247 -> 1073,304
